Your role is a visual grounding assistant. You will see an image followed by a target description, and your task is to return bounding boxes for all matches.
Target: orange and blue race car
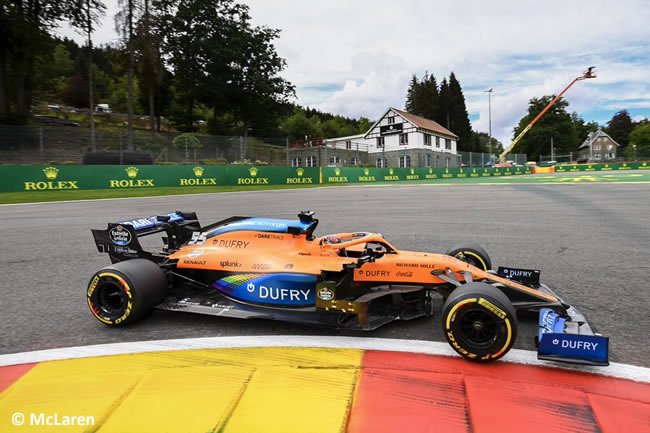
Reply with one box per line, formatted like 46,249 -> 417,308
88,211 -> 609,365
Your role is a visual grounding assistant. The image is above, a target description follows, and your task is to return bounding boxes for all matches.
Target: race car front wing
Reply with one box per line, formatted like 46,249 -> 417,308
537,306 -> 609,366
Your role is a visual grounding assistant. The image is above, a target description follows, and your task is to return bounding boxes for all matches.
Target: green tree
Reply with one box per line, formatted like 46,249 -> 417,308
228,23 -> 295,137
136,0 -> 164,131
33,43 -> 75,101
0,0 -> 94,120
511,95 -> 576,161
358,117 -> 372,133
605,110 -> 633,153
447,72 -> 472,151
626,122 -> 650,160
437,77 -> 450,129
404,72 -> 438,120
70,0 -> 106,151
281,108 -> 319,140
115,0 -> 139,149
571,112 -> 599,145
470,131 -> 503,154
173,132 -> 202,162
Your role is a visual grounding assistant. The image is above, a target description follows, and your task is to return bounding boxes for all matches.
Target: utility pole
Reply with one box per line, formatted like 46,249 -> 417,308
551,136 -> 554,161
484,88 -> 493,159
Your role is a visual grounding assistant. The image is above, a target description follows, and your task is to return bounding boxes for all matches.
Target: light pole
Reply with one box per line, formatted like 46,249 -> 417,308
484,88 -> 493,160
633,144 -> 637,161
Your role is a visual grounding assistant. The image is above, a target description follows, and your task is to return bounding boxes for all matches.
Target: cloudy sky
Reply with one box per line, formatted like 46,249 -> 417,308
57,0 -> 650,146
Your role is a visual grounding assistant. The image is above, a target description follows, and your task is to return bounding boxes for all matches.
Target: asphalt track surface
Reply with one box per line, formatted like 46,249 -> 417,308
1,179 -> 649,368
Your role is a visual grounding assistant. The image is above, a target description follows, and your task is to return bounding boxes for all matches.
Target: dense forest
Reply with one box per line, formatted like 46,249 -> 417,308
1,0 -> 647,158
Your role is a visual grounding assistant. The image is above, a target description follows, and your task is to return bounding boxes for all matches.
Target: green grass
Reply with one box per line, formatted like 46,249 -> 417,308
0,184 -> 325,204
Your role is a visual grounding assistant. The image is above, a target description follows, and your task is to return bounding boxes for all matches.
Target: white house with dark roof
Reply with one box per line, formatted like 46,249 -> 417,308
577,129 -> 620,162
318,107 -> 459,168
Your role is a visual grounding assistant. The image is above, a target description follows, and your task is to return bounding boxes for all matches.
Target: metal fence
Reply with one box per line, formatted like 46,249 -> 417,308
0,125 -> 290,165
458,151 -> 528,167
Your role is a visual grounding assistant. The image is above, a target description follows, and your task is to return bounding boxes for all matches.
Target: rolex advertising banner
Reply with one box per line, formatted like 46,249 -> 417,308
320,165 -> 533,184
0,165 -> 321,192
554,162 -> 650,172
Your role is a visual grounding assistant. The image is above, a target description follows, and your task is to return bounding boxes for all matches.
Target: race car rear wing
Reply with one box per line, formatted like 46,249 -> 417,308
91,211 -> 201,263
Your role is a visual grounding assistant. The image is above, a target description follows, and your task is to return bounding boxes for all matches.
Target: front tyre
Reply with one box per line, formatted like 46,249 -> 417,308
446,242 -> 492,271
86,259 -> 168,326
442,282 -> 517,362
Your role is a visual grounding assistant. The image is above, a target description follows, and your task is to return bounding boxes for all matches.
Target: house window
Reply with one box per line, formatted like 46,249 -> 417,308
291,157 -> 301,167
329,156 -> 341,165
445,139 -> 451,150
424,134 -> 431,146
594,143 -> 601,151
435,136 -> 440,148
435,155 -> 440,167
388,116 -> 396,124
351,157 -> 360,166
376,137 -> 384,148
376,158 -> 387,168
399,155 -> 411,168
425,154 -> 432,167
345,140 -> 352,150
399,133 -> 408,146
306,156 -> 316,167
594,154 -> 602,161
445,157 -> 451,167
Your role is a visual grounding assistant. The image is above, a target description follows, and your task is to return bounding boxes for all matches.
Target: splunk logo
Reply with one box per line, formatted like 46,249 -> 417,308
110,166 -> 155,188
24,167 -> 80,191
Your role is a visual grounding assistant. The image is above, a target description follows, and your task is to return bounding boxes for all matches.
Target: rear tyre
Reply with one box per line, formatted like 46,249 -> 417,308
442,282 -> 517,362
446,242 -> 492,271
86,259 -> 168,326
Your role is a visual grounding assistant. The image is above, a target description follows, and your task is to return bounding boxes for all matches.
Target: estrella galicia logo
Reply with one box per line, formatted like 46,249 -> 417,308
109,225 -> 132,246
318,287 -> 334,301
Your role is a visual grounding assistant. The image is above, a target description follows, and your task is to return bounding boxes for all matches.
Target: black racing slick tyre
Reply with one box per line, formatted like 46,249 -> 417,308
442,282 -> 517,362
446,242 -> 492,271
86,259 -> 168,327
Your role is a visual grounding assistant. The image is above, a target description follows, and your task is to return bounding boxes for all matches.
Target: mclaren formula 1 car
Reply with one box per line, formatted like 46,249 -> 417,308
88,211 -> 609,365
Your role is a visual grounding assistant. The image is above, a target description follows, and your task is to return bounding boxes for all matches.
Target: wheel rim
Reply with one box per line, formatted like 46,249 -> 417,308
454,252 -> 487,270
96,279 -> 128,318
459,308 -> 496,348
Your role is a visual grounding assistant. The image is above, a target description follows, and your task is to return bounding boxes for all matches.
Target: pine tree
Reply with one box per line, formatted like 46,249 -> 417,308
448,72 -> 473,151
405,75 -> 419,114
605,110 -> 633,150
437,77 -> 450,129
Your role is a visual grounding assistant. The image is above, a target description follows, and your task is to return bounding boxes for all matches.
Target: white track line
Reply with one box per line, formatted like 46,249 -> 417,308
1,336 -> 648,383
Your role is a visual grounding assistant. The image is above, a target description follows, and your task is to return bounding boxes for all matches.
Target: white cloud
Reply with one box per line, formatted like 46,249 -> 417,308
55,0 -> 650,147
